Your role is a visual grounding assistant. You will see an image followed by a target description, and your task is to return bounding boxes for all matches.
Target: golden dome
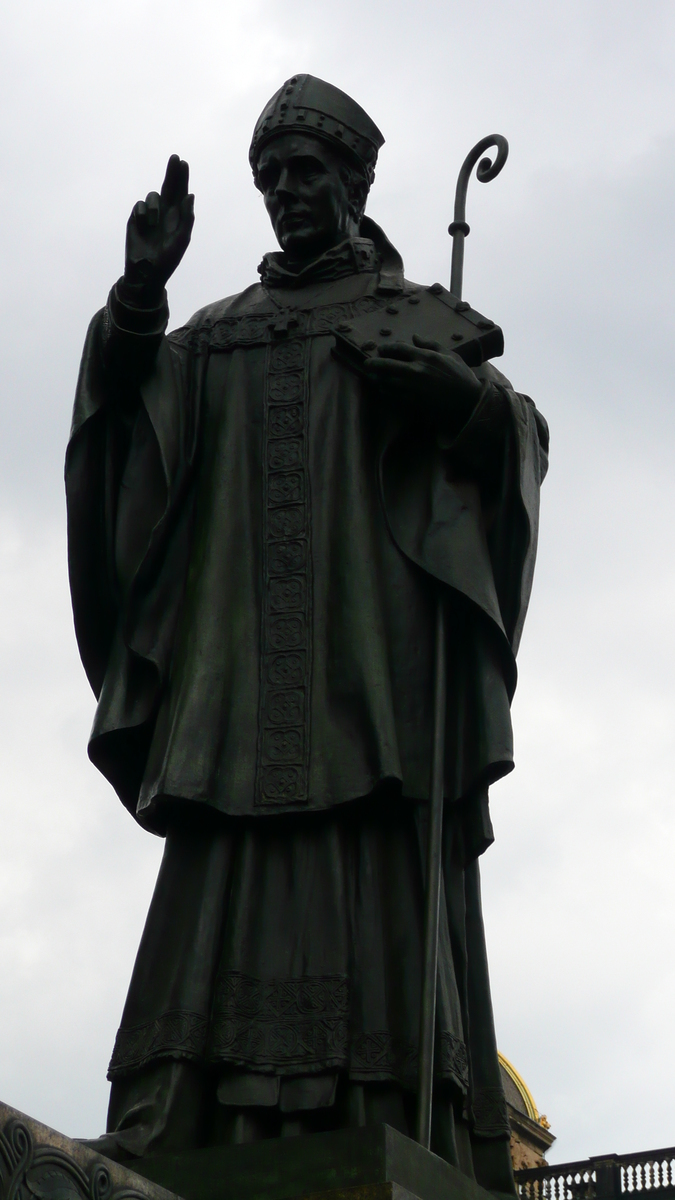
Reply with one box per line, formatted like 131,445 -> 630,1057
498,1052 -> 549,1128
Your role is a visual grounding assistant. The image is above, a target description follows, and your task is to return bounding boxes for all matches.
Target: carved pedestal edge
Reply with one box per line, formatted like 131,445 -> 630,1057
0,1102 -> 182,1200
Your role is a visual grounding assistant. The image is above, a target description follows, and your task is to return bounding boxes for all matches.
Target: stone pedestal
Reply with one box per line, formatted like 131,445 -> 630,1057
136,1124 -> 494,1200
1,1102 -> 496,1200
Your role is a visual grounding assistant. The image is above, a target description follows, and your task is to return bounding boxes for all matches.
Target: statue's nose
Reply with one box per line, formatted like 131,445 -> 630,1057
275,168 -> 296,198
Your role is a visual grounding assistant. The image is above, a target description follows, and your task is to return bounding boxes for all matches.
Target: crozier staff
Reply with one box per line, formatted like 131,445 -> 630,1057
68,75 -> 548,1193
417,131 -> 510,1152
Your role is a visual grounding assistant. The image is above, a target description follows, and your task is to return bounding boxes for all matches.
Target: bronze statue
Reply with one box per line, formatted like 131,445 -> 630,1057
67,75 -> 548,1198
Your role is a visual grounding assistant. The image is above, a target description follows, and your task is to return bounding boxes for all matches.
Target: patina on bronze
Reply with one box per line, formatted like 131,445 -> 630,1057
67,75 -> 548,1200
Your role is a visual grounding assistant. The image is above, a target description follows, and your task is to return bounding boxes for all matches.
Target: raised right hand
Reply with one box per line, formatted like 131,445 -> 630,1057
123,154 -> 195,301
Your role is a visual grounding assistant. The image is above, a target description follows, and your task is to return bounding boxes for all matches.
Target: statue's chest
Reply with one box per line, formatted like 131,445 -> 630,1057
192,309 -> 396,812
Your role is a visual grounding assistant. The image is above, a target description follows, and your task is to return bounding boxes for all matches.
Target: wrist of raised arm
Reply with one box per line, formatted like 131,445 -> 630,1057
99,279 -> 169,392
109,276 -> 169,337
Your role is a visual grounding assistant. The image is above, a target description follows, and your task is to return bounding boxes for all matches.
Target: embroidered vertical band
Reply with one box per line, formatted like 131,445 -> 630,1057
255,336 -> 313,806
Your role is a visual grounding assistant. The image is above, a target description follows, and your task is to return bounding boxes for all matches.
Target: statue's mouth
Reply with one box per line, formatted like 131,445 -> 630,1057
278,209 -> 312,230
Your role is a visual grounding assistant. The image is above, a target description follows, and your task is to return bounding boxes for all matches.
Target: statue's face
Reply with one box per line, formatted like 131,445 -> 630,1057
256,132 -> 356,262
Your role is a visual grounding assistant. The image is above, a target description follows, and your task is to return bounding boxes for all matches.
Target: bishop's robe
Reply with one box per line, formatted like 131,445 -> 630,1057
67,221 -> 548,1194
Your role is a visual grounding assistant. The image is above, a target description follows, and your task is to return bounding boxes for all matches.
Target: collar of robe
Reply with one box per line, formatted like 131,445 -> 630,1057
258,236 -> 379,288
258,216 -> 405,294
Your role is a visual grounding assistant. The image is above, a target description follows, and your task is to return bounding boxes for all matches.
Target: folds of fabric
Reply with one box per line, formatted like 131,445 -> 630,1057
108,798 -> 468,1094
66,258 -> 547,832
105,796 -> 513,1194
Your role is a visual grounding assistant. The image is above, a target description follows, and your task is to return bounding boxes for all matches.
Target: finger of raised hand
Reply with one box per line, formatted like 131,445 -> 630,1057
176,159 -> 190,198
145,191 -> 161,227
160,155 -> 181,203
131,199 -> 148,228
161,154 -> 189,206
180,192 -> 196,230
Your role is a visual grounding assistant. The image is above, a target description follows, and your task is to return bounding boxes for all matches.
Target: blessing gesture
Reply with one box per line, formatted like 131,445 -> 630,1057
123,154 -> 195,301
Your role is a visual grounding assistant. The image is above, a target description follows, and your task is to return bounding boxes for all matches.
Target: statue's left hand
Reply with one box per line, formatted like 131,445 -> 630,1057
363,335 -> 484,431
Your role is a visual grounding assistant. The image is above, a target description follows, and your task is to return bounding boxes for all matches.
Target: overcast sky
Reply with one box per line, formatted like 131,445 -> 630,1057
1,0 -> 674,1167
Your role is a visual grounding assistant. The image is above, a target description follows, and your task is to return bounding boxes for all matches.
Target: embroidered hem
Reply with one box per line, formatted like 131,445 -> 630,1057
108,972 -> 469,1094
470,1086 -> 511,1138
108,1010 -> 207,1077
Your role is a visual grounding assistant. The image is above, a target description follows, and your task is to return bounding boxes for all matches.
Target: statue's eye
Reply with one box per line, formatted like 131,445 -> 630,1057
295,157 -> 325,181
258,167 -> 277,192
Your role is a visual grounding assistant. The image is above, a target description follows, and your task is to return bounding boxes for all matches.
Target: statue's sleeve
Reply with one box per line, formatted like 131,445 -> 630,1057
446,361 -> 549,655
66,283 -> 198,816
381,365 -> 547,858
380,360 -> 548,670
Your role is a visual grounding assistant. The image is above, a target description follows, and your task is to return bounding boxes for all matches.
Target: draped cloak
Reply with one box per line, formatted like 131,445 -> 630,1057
66,225 -> 548,1185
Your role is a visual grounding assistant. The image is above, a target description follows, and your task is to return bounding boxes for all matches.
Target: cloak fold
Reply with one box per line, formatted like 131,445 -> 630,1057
67,259 -> 547,832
